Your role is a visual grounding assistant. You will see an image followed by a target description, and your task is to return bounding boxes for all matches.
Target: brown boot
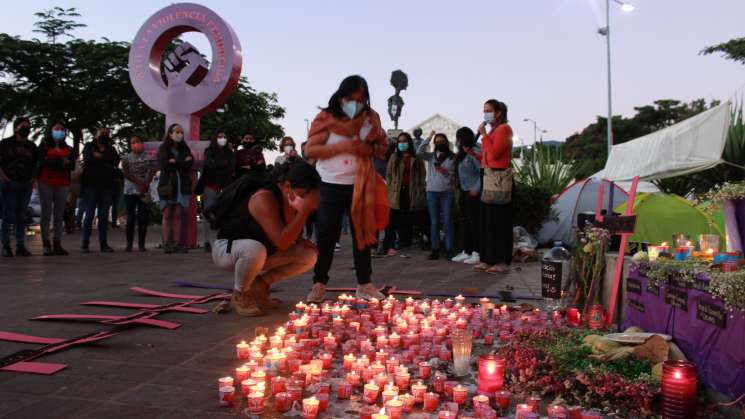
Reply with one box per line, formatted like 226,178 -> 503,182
253,276 -> 282,309
231,289 -> 263,317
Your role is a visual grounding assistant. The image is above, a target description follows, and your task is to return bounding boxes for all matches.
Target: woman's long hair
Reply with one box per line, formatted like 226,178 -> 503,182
455,126 -> 476,163
434,133 -> 454,161
271,160 -> 322,191
323,75 -> 370,119
485,99 -> 509,125
209,127 -> 226,150
394,132 -> 416,171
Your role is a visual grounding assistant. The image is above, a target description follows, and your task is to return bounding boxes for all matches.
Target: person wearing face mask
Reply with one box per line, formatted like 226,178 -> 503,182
157,123 -> 194,254
37,121 -> 74,256
122,135 -> 156,252
201,129 -> 236,251
81,127 -> 120,253
0,116 -> 38,257
381,132 -> 426,256
452,127 -> 482,265
304,75 -> 390,303
475,99 -> 514,274
412,128 -> 426,155
212,161 -> 321,316
275,137 -> 299,166
417,132 -> 457,260
235,133 -> 266,178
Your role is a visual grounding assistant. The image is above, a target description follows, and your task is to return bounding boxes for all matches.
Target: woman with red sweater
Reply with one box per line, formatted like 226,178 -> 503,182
475,99 -> 513,274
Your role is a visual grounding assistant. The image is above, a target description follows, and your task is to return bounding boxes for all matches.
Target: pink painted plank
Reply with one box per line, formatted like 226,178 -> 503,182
130,287 -> 204,300
606,176 -> 639,327
0,331 -> 64,345
1,362 -> 67,375
81,301 -> 208,314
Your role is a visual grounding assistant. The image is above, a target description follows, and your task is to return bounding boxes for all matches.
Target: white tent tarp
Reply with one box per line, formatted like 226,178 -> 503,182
595,102 -> 731,182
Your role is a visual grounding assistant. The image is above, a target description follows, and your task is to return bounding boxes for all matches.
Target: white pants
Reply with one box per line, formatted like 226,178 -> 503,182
212,239 -> 317,292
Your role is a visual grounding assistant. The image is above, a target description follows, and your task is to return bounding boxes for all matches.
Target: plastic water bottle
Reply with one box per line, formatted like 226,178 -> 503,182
541,241 -> 571,311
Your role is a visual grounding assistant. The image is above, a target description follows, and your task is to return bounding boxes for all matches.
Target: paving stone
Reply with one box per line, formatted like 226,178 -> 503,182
1,396 -> 98,419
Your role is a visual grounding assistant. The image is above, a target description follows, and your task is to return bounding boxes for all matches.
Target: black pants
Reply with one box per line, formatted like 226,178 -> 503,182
124,194 -> 150,247
479,200 -> 513,265
383,186 -> 412,250
460,190 -> 481,254
313,183 -> 372,285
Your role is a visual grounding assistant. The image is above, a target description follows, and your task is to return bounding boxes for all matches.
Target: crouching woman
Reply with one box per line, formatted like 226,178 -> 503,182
212,161 -> 321,316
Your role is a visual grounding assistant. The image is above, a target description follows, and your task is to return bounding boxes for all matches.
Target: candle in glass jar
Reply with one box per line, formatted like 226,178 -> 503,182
386,357 -> 400,374
235,365 -> 250,382
320,352 -> 333,369
218,376 -> 233,390
411,381 -> 427,403
270,376 -> 286,394
246,391 -> 265,415
302,396 -> 320,419
418,361 -> 432,379
218,386 -> 235,407
516,403 -> 533,418
477,354 -> 505,394
394,370 -> 410,390
389,332 -> 401,348
472,394 -> 490,409
316,393 -> 329,412
275,392 -> 292,412
372,407 -> 390,419
337,381 -> 353,399
566,308 -> 581,327
344,353 -> 356,371
452,385 -> 468,405
363,381 -> 380,404
423,392 -> 440,412
662,360 -> 697,419
548,404 -> 568,419
347,371 -> 361,387
382,388 -> 399,404
385,397 -> 404,419
400,393 -> 415,413
236,341 -> 250,360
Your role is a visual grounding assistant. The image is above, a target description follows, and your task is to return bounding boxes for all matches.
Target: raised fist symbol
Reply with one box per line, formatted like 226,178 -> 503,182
163,42 -> 209,87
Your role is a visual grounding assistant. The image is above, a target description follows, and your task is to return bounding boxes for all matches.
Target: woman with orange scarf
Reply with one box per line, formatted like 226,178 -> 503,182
304,75 -> 389,303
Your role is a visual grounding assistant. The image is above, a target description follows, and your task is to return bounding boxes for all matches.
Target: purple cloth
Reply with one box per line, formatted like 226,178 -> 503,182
623,269 -> 745,400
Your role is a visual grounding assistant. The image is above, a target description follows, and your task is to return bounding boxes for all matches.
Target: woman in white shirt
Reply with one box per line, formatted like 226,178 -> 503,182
304,75 -> 390,303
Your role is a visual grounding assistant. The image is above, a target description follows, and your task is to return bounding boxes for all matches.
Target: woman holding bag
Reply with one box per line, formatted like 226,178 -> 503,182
475,100 -> 514,274
157,123 -> 194,254
304,75 -> 389,303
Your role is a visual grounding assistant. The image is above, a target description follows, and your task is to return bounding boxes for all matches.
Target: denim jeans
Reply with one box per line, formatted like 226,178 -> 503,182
1,180 -> 33,247
82,187 -> 113,246
124,194 -> 150,247
426,190 -> 454,252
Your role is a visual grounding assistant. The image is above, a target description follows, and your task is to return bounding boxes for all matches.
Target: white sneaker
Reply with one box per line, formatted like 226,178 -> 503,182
356,284 -> 386,300
451,251 -> 469,262
334,243 -> 341,252
306,283 -> 327,303
463,252 -> 481,264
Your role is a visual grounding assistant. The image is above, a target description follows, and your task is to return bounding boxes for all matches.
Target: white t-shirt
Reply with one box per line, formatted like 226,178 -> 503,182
316,120 -> 372,185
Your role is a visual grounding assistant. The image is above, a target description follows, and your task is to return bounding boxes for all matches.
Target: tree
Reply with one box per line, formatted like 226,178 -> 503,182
0,8 -> 285,153
702,37 -> 745,65
563,99 -> 719,179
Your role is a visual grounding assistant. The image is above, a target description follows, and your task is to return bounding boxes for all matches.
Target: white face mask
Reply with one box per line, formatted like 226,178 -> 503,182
217,137 -> 227,147
289,192 -> 304,211
173,133 -> 184,143
342,100 -> 360,119
283,145 -> 294,154
484,112 -> 495,123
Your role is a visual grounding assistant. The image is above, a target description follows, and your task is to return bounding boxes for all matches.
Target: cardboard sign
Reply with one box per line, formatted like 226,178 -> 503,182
694,278 -> 710,293
665,287 -> 688,311
541,261 -> 563,299
595,215 -> 637,235
628,299 -> 645,313
626,277 -> 642,295
670,273 -> 690,289
696,300 -> 727,328
647,281 -> 660,296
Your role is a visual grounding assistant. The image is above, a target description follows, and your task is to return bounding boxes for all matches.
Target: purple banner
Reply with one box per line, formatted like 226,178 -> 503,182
623,269 -> 745,400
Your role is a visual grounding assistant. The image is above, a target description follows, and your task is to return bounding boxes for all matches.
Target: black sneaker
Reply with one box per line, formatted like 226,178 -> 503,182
81,243 -> 90,254
53,240 -> 69,256
204,242 -> 211,252
427,251 -> 440,260
15,246 -> 32,257
2,246 -> 13,257
125,244 -> 133,252
100,243 -> 115,253
43,240 -> 54,256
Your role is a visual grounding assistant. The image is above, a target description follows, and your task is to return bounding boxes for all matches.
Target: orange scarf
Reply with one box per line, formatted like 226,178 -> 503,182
309,109 -> 388,250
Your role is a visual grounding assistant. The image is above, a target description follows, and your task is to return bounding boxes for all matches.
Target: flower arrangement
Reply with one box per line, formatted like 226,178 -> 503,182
703,181 -> 745,215
709,270 -> 745,312
571,226 -> 611,310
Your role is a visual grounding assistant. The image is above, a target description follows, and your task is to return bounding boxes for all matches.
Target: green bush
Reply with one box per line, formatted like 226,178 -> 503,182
513,183 -> 555,235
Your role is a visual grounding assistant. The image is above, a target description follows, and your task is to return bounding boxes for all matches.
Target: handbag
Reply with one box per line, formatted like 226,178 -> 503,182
158,172 -> 174,199
481,168 -> 512,205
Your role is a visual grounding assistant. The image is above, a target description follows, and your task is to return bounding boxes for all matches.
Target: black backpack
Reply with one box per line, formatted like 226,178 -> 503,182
203,172 -> 274,231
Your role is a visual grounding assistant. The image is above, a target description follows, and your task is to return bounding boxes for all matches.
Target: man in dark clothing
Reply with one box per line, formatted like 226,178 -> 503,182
80,128 -> 120,253
0,117 -> 38,257
235,134 -> 266,178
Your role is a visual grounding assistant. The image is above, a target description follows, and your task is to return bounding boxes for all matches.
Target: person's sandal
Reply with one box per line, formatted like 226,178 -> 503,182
473,263 -> 490,272
486,265 -> 510,274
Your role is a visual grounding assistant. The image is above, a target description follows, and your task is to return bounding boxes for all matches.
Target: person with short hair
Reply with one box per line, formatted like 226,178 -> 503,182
275,136 -> 300,166
0,116 -> 38,257
81,127 -> 120,253
212,161 -> 321,316
122,135 -> 156,252
157,123 -> 194,254
37,121 -> 74,256
235,133 -> 265,178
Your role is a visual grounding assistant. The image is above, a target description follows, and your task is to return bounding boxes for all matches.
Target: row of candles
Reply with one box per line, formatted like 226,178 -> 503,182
647,234 -> 722,262
217,294 -> 696,418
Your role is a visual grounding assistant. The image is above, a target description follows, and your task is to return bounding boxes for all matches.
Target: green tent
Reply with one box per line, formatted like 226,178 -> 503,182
614,193 -> 725,248
696,201 -> 726,239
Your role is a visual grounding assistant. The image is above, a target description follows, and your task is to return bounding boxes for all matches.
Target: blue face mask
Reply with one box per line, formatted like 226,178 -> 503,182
342,100 -> 360,119
52,130 -> 65,141
397,143 -> 409,152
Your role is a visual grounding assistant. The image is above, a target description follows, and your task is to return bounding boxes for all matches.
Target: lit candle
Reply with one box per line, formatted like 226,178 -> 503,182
320,352 -> 333,369
477,354 -> 505,394
418,361 -> 432,379
386,357 -> 400,374
548,404 -> 568,419
516,403 -> 533,419
472,394 -> 490,409
662,360 -> 697,419
346,371 -> 361,387
411,381 -> 427,403
389,332 -> 401,348
385,396 -> 404,419
235,365 -> 250,383
423,392 -> 440,412
399,393 -> 415,413
217,376 -> 233,390
344,353 -> 357,371
218,385 -> 235,407
270,376 -> 286,394
452,385 -> 468,405
394,369 -> 410,390
236,341 -> 250,360
382,387 -> 399,404
316,393 -> 329,413
495,389 -> 512,410
372,407 -> 390,419
302,396 -> 320,419
363,381 -> 380,404
337,381 -> 353,399
275,392 -> 292,412
566,308 -> 581,327
246,391 -> 265,415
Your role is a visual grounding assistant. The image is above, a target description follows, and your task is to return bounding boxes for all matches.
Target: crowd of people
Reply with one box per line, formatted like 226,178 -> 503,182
0,74 -> 514,317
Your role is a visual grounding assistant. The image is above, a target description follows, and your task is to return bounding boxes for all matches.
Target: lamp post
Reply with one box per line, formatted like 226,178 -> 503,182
598,0 -> 635,160
523,118 -> 547,145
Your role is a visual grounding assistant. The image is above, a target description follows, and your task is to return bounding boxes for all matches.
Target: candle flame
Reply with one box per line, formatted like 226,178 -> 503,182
661,242 -> 668,246
379,407 -> 386,414
686,241 -> 692,246
674,371 -> 682,379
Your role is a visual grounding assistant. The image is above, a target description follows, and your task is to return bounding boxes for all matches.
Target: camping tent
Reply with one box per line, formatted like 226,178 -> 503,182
614,193 -> 724,247
537,178 -> 628,246
595,102 -> 731,182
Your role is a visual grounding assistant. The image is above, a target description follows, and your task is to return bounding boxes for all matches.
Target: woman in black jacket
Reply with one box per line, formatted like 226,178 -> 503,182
200,128 -> 235,251
81,127 -> 120,253
157,123 -> 194,253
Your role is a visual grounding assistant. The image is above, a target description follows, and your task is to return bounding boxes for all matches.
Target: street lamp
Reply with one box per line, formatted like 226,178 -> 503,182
598,0 -> 635,160
523,118 -> 547,145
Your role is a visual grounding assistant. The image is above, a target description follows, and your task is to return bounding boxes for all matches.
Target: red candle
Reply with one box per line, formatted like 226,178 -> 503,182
662,360 -> 697,419
444,381 -> 457,399
320,353 -> 333,369
270,376 -> 286,394
452,385 -> 468,405
246,391 -> 265,415
316,382 -> 331,395
236,341 -> 250,360
433,374 -> 446,393
438,410 -> 456,419
359,405 -> 376,419
347,371 -> 361,387
580,410 -> 603,419
302,396 -> 320,419
316,393 -> 329,412
566,308 -> 581,327
472,394 -> 490,409
217,376 -> 233,390
423,392 -> 440,412
526,394 -> 541,412
495,390 -> 512,410
218,386 -> 235,407
418,361 -> 432,379
548,404 -> 568,418
286,384 -> 303,402
385,397 -> 404,419
275,392 -> 292,412
337,381 -> 353,399
400,393 -> 415,413
364,381 -> 380,404
411,381 -> 427,403
484,334 -> 494,346
394,370 -> 410,390
235,365 -> 250,383
344,353 -> 356,371
477,354 -> 505,394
